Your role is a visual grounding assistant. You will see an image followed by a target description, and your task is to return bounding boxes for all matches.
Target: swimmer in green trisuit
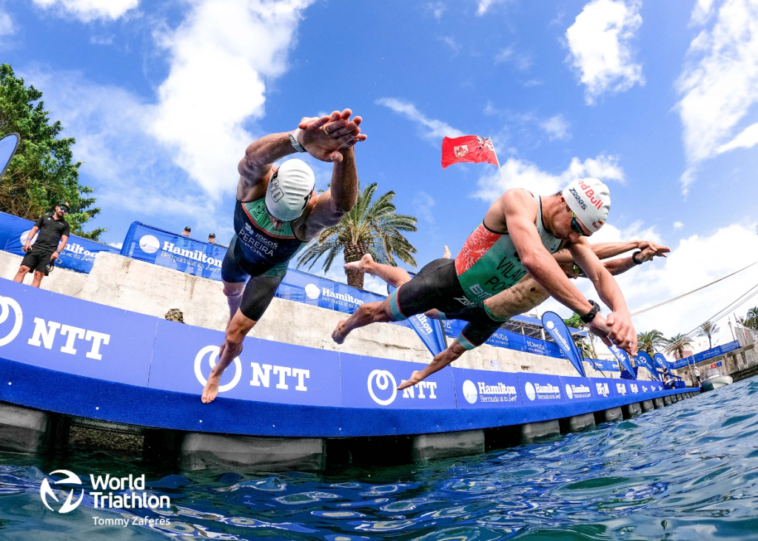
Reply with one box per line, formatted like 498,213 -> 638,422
333,179 -> 640,389
202,109 -> 367,404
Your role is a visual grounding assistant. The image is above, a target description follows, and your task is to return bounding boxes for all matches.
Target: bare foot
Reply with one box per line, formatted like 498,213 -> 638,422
443,246 -> 451,259
344,253 -> 374,274
202,375 -> 221,403
332,319 -> 348,344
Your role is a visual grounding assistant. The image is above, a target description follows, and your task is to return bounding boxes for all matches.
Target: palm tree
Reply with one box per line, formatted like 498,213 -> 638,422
297,182 -> 418,289
698,321 -> 720,349
637,329 -> 666,356
664,333 -> 693,360
741,307 -> 758,330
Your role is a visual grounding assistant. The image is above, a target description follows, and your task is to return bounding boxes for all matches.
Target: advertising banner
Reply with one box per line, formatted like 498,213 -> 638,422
634,351 -> 661,381
608,344 -> 636,379
584,358 -> 619,372
0,212 -> 118,274
451,367 -> 522,408
121,222 -> 225,280
150,320 -> 342,407
541,311 -> 585,377
339,353 -> 457,409
559,375 -> 597,403
516,372 -> 565,406
653,352 -> 670,371
0,133 -> 19,177
589,377 -> 618,400
0,280 -> 157,386
442,318 -> 564,359
666,341 -> 740,369
386,284 -> 447,357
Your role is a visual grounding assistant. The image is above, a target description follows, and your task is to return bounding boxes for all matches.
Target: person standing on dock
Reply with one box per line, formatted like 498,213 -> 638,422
202,109 -> 366,404
13,202 -> 70,288
332,179 -> 639,389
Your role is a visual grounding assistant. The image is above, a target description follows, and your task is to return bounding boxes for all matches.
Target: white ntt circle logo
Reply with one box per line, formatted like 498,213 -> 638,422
40,470 -> 84,514
367,369 -> 397,406
304,283 -> 321,300
462,380 -> 478,404
525,382 -> 536,401
138,234 -> 160,254
565,384 -> 574,400
0,295 -> 23,347
194,345 -> 241,393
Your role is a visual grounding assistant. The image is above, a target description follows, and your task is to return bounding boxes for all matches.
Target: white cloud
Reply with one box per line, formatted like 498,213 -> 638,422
691,0 -> 717,25
673,221 -> 684,230
565,0 -> 644,104
540,114 -> 571,140
0,8 -> 13,37
717,121 -> 758,153
31,0 -> 139,22
439,35 -> 460,54
494,47 -> 532,71
494,47 -> 513,63
676,0 -> 758,193
150,0 -> 314,199
545,221 -> 758,350
376,98 -> 464,142
472,154 -> 624,201
428,2 -> 446,20
477,0 -> 510,16
90,34 -> 114,45
414,191 -> 436,224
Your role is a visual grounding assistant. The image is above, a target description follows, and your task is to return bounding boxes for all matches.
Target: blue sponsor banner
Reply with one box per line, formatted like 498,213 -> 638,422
560,375 -> 597,403
443,318 -> 564,359
542,311 -> 585,377
517,372 -> 564,406
589,377 -> 618,400
653,352 -> 670,371
667,341 -> 741,369
608,344 -> 636,379
634,351 -> 661,381
0,211 -> 118,274
451,367 -> 522,408
0,280 -> 156,386
613,379 -> 631,397
121,222 -> 225,280
584,357 -> 619,372
149,320 -> 342,406
637,381 -> 664,394
340,354 -> 457,409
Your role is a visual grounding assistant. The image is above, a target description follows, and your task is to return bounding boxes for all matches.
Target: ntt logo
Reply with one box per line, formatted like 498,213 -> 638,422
0,295 -> 23,347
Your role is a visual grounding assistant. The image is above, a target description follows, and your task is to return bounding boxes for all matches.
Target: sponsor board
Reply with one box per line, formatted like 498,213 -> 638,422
517,373 -> 564,404
559,375 -> 596,402
452,368 -> 521,408
340,354 -> 457,409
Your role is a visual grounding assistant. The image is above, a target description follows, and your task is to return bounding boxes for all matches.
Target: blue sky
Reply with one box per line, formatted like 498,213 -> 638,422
2,0 -> 758,349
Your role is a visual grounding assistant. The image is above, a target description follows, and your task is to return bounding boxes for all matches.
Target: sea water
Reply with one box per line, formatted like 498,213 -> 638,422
0,378 -> 756,540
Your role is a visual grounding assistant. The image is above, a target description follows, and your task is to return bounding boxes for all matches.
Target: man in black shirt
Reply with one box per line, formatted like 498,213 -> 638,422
13,202 -> 71,288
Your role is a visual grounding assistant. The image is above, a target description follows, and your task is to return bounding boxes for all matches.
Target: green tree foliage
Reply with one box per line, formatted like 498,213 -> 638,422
664,333 -> 693,359
698,321 -> 720,349
637,329 -> 666,356
0,64 -> 103,239
739,307 -> 758,330
564,313 -> 597,359
297,182 -> 417,289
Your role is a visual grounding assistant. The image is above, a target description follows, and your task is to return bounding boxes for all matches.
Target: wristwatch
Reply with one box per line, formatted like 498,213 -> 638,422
579,300 -> 600,324
631,250 -> 643,265
289,129 -> 306,153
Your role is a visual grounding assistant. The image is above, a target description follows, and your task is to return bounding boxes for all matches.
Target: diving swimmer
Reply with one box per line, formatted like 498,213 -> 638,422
202,109 -> 366,403
332,178 -> 639,389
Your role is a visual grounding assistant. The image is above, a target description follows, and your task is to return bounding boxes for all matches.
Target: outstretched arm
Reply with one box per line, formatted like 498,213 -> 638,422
301,147 -> 359,240
570,238 -> 636,354
397,341 -> 467,390
236,110 -> 366,200
603,243 -> 670,275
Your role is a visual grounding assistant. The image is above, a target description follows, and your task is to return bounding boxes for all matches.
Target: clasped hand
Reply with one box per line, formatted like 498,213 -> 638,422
297,109 -> 367,162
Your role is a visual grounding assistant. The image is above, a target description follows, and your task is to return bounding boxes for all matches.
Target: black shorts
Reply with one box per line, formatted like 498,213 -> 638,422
221,235 -> 287,321
21,248 -> 54,274
389,258 -> 505,350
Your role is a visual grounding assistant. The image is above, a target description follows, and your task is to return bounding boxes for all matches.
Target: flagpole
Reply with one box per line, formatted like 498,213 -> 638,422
490,136 -> 508,190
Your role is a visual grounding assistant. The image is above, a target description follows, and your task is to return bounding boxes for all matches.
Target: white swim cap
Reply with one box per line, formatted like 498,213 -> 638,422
562,178 -> 611,234
265,159 -> 316,222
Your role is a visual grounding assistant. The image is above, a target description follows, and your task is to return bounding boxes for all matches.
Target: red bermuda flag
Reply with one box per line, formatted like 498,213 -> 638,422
441,135 -> 498,169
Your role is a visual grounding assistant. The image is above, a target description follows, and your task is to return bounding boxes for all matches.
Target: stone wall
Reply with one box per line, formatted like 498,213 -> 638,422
1,251 -> 613,377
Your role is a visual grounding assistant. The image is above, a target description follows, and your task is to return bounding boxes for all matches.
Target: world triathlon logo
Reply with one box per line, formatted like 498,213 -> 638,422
367,369 -> 397,406
0,295 -> 23,347
194,345 -> 241,392
40,470 -> 84,514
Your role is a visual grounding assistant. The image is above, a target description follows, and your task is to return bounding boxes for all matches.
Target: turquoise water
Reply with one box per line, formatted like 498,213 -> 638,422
1,380 -> 757,540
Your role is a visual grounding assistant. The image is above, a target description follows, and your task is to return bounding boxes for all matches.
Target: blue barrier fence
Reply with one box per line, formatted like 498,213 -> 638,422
0,211 -> 118,273
666,341 -> 741,369
0,280 -> 673,437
